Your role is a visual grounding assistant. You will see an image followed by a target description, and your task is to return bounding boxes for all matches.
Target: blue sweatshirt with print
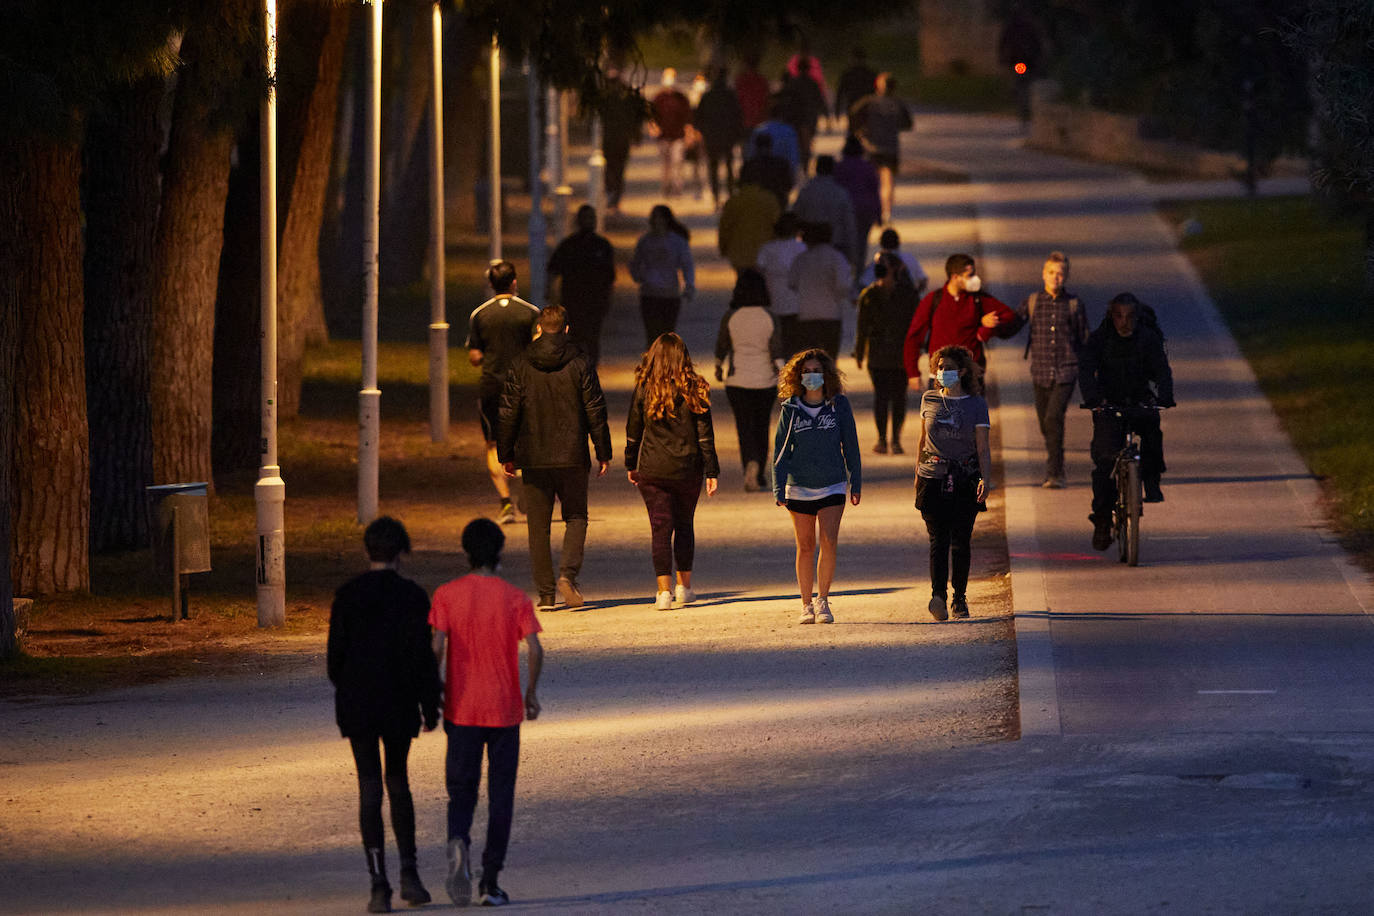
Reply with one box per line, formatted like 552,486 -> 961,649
771,394 -> 862,502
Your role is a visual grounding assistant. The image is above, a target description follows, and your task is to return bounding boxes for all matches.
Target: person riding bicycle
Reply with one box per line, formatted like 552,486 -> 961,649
1079,293 -> 1174,551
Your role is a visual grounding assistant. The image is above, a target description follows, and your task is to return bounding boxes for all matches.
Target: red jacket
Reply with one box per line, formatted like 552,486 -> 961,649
902,286 -> 1019,377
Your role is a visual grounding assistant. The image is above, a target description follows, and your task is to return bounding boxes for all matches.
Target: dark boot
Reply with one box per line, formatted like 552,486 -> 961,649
1090,514 -> 1113,551
399,859 -> 431,906
366,847 -> 392,913
1143,475 -> 1164,503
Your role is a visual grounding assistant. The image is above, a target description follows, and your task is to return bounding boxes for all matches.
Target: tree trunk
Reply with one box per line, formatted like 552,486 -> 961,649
1,135 -> 91,595
150,36 -> 239,489
319,5 -> 368,339
445,15 -> 485,232
0,149 -> 16,654
211,116 -> 264,477
277,2 -> 349,418
83,78 -> 164,553
380,1 -> 434,288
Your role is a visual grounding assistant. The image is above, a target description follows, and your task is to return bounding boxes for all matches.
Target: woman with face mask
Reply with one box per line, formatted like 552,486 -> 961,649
771,348 -> 862,624
914,345 -> 993,621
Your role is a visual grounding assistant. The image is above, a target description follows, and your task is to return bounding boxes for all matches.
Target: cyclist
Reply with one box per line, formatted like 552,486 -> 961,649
1079,293 -> 1175,551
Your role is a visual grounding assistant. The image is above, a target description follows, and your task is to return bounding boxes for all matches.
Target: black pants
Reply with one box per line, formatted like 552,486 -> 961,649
521,466 -> 590,598
775,315 -> 800,357
445,722 -> 520,877
637,474 -> 703,576
918,477 -> 981,600
349,732 -> 417,863
869,367 -> 909,443
604,137 -> 632,207
1033,381 -> 1076,478
794,319 -> 842,359
563,299 -> 610,366
705,146 -> 735,202
726,386 -> 775,483
640,295 -> 681,346
1090,410 -> 1165,519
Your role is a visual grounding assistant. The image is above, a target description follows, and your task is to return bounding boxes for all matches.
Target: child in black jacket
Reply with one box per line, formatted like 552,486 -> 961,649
328,516 -> 441,913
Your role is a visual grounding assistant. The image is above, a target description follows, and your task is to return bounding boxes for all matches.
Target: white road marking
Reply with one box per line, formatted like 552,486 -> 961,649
1197,689 -> 1277,695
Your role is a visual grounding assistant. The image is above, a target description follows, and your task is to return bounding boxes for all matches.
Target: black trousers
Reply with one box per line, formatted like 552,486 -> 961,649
563,298 -> 610,366
1090,410 -> 1165,518
521,466 -> 590,598
604,137 -> 632,207
869,367 -> 909,443
917,477 -> 981,600
775,315 -> 800,357
637,474 -> 703,577
1033,381 -> 1076,478
640,295 -> 681,346
705,146 -> 735,202
726,386 -> 776,483
445,722 -> 520,877
794,318 -> 842,359
349,732 -> 417,863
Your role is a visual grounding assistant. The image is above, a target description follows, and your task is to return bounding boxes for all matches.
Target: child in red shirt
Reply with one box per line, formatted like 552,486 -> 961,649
430,518 -> 543,907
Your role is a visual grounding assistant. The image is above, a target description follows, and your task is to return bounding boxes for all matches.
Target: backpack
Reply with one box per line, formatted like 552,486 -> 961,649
1022,291 -> 1082,358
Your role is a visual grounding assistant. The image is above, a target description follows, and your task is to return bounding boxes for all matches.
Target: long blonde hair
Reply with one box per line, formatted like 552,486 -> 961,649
634,333 -> 711,420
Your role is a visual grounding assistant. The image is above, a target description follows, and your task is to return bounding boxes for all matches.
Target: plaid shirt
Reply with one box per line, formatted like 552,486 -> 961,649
1015,290 -> 1089,387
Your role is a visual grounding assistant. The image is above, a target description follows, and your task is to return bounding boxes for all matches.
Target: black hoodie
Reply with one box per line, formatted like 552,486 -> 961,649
496,331 -> 612,469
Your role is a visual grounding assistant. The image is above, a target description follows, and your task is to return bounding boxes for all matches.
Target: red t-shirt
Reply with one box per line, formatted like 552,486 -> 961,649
652,89 -> 692,141
734,71 -> 771,130
429,573 -> 541,728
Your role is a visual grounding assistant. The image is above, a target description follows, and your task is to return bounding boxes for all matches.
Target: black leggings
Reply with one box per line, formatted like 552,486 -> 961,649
726,385 -> 776,482
869,367 -> 909,442
706,147 -> 735,201
637,474 -> 703,577
349,732 -> 417,862
918,478 -> 980,600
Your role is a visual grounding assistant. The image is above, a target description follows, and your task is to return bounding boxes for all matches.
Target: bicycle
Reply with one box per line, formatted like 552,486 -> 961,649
1083,404 -> 1160,566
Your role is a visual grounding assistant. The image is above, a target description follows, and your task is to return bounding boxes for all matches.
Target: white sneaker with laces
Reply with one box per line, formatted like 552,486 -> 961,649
815,596 -> 834,624
655,590 -> 673,610
798,602 -> 816,624
674,584 -> 695,607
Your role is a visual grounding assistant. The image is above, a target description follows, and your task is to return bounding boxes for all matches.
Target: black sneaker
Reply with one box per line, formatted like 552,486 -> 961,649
399,866 -> 431,906
368,879 -> 392,913
950,596 -> 970,619
1090,515 -> 1113,551
477,879 -> 509,907
1143,478 -> 1164,503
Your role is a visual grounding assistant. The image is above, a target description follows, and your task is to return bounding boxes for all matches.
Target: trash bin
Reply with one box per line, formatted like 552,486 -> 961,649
146,483 -> 212,620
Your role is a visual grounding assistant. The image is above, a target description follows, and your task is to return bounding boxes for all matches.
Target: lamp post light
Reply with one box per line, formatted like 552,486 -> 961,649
488,34 -> 502,263
256,0 -> 285,627
428,1 -> 448,443
358,0 -> 383,523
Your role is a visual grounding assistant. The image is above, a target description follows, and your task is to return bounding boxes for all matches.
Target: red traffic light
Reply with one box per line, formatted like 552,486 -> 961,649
1014,62 -> 1028,75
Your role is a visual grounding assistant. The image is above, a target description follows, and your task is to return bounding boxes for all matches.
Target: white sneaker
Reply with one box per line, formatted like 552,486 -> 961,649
655,590 -> 673,611
815,596 -> 834,624
674,584 -> 695,607
798,602 -> 816,624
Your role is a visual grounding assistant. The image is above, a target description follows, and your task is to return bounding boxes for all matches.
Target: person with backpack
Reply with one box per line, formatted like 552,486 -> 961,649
1079,293 -> 1175,551
1012,251 -> 1090,489
901,253 -> 1021,390
855,252 -> 920,455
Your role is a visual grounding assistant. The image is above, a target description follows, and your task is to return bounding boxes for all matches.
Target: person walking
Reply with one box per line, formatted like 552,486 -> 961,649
328,516 -> 442,914
755,211 -> 806,353
833,135 -> 882,276
855,252 -> 920,454
1011,251 -> 1090,488
738,132 -> 795,209
787,221 -> 852,358
858,227 -> 928,292
786,36 -> 832,133
431,518 -> 544,908
467,260 -> 540,525
714,269 -> 784,491
915,345 -> 992,622
746,104 -> 801,180
902,253 -> 1021,387
792,154 -> 858,264
734,52 -> 771,133
496,305 -> 613,612
546,205 -> 615,366
692,68 -> 744,208
772,349 -> 862,624
848,73 -> 913,225
774,68 -> 826,173
718,178 -> 782,274
833,46 -> 877,126
599,67 -> 648,214
629,205 -> 695,346
625,333 -> 721,610
651,68 -> 692,197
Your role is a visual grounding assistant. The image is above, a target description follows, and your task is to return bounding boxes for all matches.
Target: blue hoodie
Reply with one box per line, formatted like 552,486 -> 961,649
771,394 -> 862,502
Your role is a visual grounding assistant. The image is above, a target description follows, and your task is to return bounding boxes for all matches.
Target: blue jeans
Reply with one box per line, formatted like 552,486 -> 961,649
445,722 -> 520,876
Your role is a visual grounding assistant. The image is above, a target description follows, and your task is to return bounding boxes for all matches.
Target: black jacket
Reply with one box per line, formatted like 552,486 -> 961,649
624,386 -> 720,480
327,569 -> 440,738
496,332 -> 612,469
1079,320 -> 1174,407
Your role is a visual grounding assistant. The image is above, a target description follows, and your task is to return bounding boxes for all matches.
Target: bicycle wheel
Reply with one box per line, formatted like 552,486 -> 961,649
1123,459 -> 1141,566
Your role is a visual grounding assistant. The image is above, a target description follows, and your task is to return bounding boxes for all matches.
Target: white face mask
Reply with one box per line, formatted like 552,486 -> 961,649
964,274 -> 983,293
938,369 -> 961,389
801,371 -> 825,391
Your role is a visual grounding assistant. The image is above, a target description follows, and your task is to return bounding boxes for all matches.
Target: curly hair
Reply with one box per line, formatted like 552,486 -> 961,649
634,332 -> 711,420
777,348 -> 844,401
930,344 -> 976,392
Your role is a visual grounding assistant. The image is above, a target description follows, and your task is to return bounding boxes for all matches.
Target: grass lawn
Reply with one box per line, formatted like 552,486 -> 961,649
1160,195 -> 1374,559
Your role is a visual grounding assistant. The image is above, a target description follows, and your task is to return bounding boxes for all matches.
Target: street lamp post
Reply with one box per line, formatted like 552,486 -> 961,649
256,0 -> 285,627
428,1 -> 448,443
588,112 -> 604,219
488,34 -> 502,263
547,86 -> 571,239
358,0 -> 382,523
526,60 -> 546,306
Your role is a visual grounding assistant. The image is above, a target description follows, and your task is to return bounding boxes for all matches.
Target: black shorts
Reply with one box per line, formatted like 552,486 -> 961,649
785,493 -> 847,515
478,391 -> 501,443
868,151 -> 899,172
